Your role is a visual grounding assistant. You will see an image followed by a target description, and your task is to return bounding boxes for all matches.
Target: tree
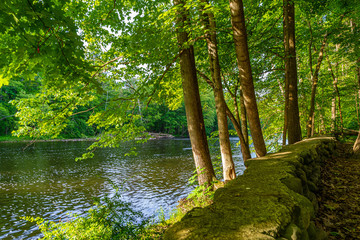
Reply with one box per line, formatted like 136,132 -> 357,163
200,0 -> 235,181
283,0 -> 301,144
229,0 -> 267,157
306,30 -> 328,138
173,0 -> 216,186
353,58 -> 360,153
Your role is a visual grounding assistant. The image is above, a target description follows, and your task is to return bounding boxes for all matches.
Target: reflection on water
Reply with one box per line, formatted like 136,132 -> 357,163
0,138 -> 245,239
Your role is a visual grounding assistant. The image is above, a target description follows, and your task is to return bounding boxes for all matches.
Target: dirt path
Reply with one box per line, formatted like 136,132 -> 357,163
316,142 -> 360,239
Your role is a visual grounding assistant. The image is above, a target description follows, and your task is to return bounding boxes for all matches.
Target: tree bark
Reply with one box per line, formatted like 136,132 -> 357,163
225,105 -> 252,161
327,55 -> 344,133
358,58 -> 360,126
354,58 -> 360,153
229,0 -> 266,157
306,33 -> 328,138
331,97 -> 336,132
239,88 -> 249,146
353,132 -> 360,153
173,0 -> 216,186
283,0 -> 301,144
197,70 -> 251,161
200,0 -> 235,181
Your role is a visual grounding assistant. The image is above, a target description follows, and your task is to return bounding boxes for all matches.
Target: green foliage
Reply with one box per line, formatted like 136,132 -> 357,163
21,183 -> 149,240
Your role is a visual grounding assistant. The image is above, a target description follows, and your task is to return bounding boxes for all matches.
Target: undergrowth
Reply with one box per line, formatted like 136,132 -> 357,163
21,177 -> 216,239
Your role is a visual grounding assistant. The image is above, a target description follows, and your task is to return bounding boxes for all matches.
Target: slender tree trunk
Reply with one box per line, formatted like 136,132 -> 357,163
277,77 -> 287,145
197,70 -> 251,161
358,58 -> 360,126
283,83 -> 289,145
283,0 -> 301,144
233,89 -> 250,157
239,88 -> 249,146
354,58 -> 360,153
317,103 -> 325,134
200,0 -> 235,181
327,55 -> 344,133
232,95 -> 240,123
229,0 -> 266,157
173,0 -> 216,186
331,97 -> 336,132
353,132 -> 360,153
225,105 -> 252,161
306,33 -> 328,138
356,93 -> 359,127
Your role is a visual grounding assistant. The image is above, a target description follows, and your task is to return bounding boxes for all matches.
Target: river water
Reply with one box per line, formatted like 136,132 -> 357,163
0,138 -> 245,239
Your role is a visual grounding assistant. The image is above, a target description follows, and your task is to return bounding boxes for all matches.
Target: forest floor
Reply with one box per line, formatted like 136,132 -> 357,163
316,141 -> 360,239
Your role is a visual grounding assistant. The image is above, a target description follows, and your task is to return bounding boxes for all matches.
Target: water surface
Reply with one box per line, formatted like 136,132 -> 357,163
0,138 -> 245,239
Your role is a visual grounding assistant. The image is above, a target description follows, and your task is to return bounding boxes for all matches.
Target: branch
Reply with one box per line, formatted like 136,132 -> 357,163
91,56 -> 124,78
196,70 -> 214,89
255,68 -> 285,76
102,0 -> 117,22
146,52 -> 182,106
0,115 -> 15,121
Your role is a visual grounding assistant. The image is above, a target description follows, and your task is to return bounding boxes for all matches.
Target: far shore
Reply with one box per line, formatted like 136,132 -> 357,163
0,137 -> 97,143
0,132 -> 176,143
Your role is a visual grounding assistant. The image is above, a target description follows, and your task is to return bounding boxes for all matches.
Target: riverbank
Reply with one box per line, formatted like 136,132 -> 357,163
0,136 -> 97,143
0,132 -> 175,143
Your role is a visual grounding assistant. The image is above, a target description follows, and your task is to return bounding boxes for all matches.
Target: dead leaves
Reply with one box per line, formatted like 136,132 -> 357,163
316,143 -> 360,239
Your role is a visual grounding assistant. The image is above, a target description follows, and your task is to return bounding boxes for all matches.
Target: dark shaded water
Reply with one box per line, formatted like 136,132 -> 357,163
0,138 -> 245,239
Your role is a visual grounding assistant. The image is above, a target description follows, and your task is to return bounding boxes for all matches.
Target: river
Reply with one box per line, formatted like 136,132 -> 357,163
0,138 -> 245,239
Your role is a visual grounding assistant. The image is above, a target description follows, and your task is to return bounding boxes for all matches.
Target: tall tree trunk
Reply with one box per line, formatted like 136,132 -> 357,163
200,0 -> 235,182
197,70 -> 251,161
356,93 -> 359,127
229,0 -> 266,157
306,33 -> 328,138
283,0 -> 301,144
358,58 -> 360,126
331,97 -> 336,132
317,103 -> 326,134
173,0 -> 216,186
239,88 -> 249,146
327,55 -> 344,133
354,58 -> 360,153
225,105 -> 252,161
232,88 -> 250,158
283,81 -> 289,145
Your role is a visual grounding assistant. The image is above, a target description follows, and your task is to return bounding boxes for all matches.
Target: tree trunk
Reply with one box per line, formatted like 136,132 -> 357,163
354,58 -> 360,153
327,55 -> 344,133
306,33 -> 328,138
353,131 -> 360,153
225,105 -> 252,161
283,81 -> 289,145
197,70 -> 251,162
200,0 -> 235,182
229,0 -> 266,157
358,58 -> 360,126
283,0 -> 301,144
173,0 -> 216,186
239,88 -> 249,146
331,97 -> 336,132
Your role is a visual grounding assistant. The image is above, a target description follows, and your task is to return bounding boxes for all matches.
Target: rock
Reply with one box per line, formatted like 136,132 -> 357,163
164,137 -> 336,240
